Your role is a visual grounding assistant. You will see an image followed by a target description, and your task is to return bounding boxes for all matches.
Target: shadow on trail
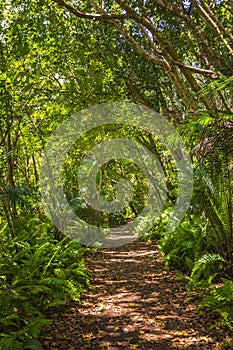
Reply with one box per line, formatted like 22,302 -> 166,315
40,241 -> 231,349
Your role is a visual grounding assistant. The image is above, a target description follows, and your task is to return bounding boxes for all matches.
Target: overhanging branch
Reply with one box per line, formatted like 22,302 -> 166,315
52,0 -> 129,20
173,61 -> 218,77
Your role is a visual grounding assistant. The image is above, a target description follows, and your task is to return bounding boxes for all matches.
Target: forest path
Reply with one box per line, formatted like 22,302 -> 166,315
40,240 -> 231,349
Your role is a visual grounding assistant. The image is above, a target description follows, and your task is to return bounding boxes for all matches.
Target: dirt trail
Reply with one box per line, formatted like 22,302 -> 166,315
40,240 -> 232,349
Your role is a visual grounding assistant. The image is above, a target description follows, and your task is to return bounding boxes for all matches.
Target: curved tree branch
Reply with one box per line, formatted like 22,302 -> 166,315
52,0 -> 129,20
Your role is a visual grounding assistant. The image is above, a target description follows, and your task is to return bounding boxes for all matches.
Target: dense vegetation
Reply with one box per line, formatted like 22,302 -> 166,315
0,0 -> 232,348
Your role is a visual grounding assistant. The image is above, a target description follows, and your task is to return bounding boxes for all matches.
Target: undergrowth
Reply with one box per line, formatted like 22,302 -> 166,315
152,211 -> 233,332
0,215 -> 89,350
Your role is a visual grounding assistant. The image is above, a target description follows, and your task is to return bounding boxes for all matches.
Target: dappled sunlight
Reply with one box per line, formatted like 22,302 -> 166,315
41,240 -> 231,349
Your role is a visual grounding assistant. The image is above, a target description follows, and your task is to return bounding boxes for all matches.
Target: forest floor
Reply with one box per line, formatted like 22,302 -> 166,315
40,240 -> 233,349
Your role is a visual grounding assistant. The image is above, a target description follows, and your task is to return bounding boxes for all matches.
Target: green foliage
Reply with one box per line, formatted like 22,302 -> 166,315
199,75 -> 233,99
0,339 -> 45,350
172,106 -> 233,329
159,214 -> 212,272
201,279 -> 233,331
0,0 -> 232,340
0,217 -> 89,348
191,118 -> 233,276
156,211 -> 232,330
24,340 -> 45,350
189,253 -> 226,287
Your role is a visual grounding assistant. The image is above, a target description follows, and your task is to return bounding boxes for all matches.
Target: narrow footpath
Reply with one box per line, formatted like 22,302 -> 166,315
40,240 -> 232,349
